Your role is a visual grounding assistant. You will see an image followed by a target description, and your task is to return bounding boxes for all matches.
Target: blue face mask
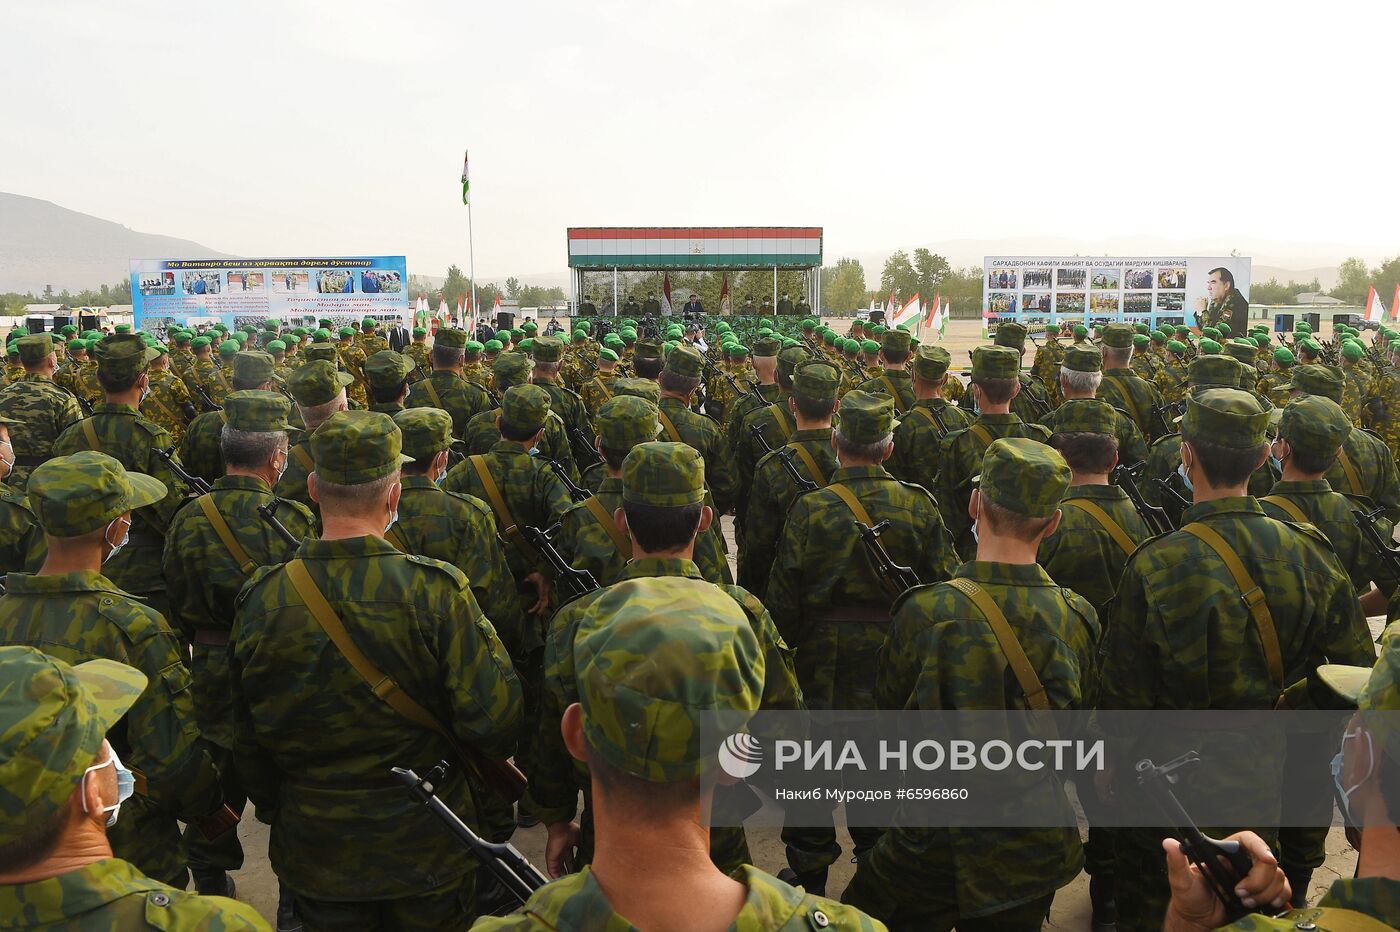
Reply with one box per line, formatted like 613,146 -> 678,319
528,446 -> 540,457
1331,728 -> 1374,829
1176,461 -> 1194,492
83,745 -> 136,826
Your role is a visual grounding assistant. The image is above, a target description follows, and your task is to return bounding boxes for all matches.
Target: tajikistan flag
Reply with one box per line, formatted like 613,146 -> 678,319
1366,285 -> 1388,324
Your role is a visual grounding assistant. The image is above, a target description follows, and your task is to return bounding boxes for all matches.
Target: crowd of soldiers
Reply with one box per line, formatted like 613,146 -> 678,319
1,308 -> 1399,931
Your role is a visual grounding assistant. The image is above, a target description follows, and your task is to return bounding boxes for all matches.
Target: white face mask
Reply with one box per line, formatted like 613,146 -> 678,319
1177,461 -> 1194,492
0,437 -> 13,476
82,745 -> 136,826
104,516 -> 130,562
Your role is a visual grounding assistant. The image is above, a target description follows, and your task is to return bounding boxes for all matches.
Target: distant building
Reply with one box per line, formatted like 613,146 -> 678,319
1295,292 -> 1344,306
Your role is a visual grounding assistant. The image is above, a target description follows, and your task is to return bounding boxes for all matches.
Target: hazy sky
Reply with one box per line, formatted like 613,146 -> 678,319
5,1 -> 1396,280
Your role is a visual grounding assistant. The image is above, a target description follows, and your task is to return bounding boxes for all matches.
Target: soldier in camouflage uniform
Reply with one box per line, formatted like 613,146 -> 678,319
205,341 -> 239,408
1100,388 -> 1374,932
184,337 -> 217,409
54,337 -> 87,396
767,392 -> 958,890
1031,323 -> 1067,407
557,396 -> 728,587
0,454 -> 229,889
177,351 -> 278,488
0,647 -> 268,930
52,336 -> 189,621
0,333 -> 84,490
481,578 -> 879,932
732,344 -> 809,526
0,413 -> 46,575
404,328 -> 493,439
162,392 -> 314,906
578,346 -> 620,420
462,353 -> 578,480
463,339 -> 491,387
531,337 -> 596,469
356,317 -> 390,357
229,410 -> 522,929
361,349 -> 414,415
404,326 -> 432,376
274,360 -> 352,526
936,346 -> 1054,558
1224,339 -> 1262,394
740,360 -> 841,596
529,442 -> 805,879
139,347 -> 196,447
1096,323 -> 1167,440
169,329 -> 195,380
1366,337 -> 1400,467
655,344 -> 737,515
958,323 -> 1053,423
852,327 -> 916,413
1129,332 -> 1160,382
1256,347 -> 1296,408
723,336 -> 782,464
1339,340 -> 1373,428
75,338 -> 103,409
1042,343 -> 1150,466
336,328 -> 369,408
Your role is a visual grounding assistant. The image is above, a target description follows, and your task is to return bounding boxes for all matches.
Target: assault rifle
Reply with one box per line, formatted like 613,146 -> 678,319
1151,400 -> 1185,439
1354,505 -> 1400,581
703,355 -> 764,409
854,519 -> 921,598
1111,462 -> 1174,535
568,426 -> 602,469
75,393 -> 95,417
393,763 -> 547,906
522,522 -> 600,602
1136,753 -> 1253,922
155,447 -> 212,495
257,500 -> 301,548
1020,375 -> 1052,420
194,383 -> 222,412
748,423 -> 819,494
1152,477 -> 1192,529
546,458 -> 591,504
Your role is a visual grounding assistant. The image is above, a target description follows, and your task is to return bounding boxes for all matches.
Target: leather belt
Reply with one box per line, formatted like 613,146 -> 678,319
809,605 -> 891,624
192,629 -> 230,647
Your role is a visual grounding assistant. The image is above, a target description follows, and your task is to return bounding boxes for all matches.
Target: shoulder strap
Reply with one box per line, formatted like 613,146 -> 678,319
421,377 -> 443,410
594,378 -> 613,402
969,423 -> 996,450
81,418 -> 101,451
1336,446 -> 1364,496
657,408 -> 683,443
1260,494 -> 1309,524
879,375 -> 907,414
469,455 -> 539,564
945,577 -> 1051,713
908,406 -> 946,437
788,443 -> 829,487
283,559 -> 524,801
1063,498 -> 1137,555
1180,521 -> 1284,688
292,444 -> 314,472
770,404 -> 794,440
1104,375 -> 1144,427
826,482 -> 876,528
383,526 -> 409,552
196,494 -> 258,575
584,497 -> 631,558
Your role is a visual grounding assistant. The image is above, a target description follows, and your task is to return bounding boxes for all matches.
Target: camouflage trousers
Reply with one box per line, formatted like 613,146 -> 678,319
111,794 -> 188,889
183,741 -> 245,874
293,874 -> 476,932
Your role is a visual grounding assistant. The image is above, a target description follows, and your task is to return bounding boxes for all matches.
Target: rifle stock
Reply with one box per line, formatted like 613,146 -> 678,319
1112,463 -> 1174,535
522,522 -> 600,602
748,423 -> 819,494
854,519 -> 922,597
155,446 -> 212,495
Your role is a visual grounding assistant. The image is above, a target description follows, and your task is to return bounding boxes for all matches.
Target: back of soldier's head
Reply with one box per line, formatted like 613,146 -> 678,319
1181,389 -> 1269,489
308,411 -> 411,516
974,438 -> 1071,541
620,442 -> 707,554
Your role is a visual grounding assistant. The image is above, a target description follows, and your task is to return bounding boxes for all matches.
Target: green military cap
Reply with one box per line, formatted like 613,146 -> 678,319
80,330 -> 101,341
1132,334 -> 1150,349
28,451 -> 167,537
1050,398 -> 1121,435
1166,340 -> 1187,355
751,337 -> 781,357
1188,354 -> 1243,389
317,318 -> 333,329
287,359 -> 353,406
491,352 -> 532,386
1151,330 -> 1167,343
598,347 -> 619,362
223,390 -> 291,432
822,330 -> 837,346
1044,324 -> 1058,336
510,328 -> 525,342
612,377 -> 662,404
1274,347 -> 1296,365
1073,325 -> 1088,338
173,331 -> 191,344
1198,338 -> 1223,355
1223,341 -> 1256,364
59,324 -> 78,336
577,320 -> 592,332
1134,323 -> 1150,335
337,327 -> 354,339
800,318 -> 817,331
363,350 -> 415,390
232,331 -> 249,345
622,440 -> 706,507
1279,394 -> 1349,461
302,343 -> 338,364
1099,323 -> 1134,348
1183,388 -> 1270,448
530,336 -> 563,364
1342,341 -> 1364,362
1202,327 -> 1222,341
759,317 -> 773,328
153,345 -> 169,356
882,328 -> 913,355
665,326 -> 683,340
466,340 -> 484,354
260,331 -> 280,346
665,344 -> 705,378
870,324 -> 887,336
282,334 -> 301,346
266,341 -> 287,355
242,325 -> 258,336
361,317 -> 378,330
861,339 -> 880,355
521,320 -> 538,334
972,345 -> 1020,379
725,344 -> 748,359
217,339 -> 240,358
500,384 -> 551,433
838,390 -> 895,443
393,407 -> 459,462
1253,335 -> 1270,349
484,339 -> 503,352
113,323 -> 132,334
16,334 -> 53,364
1057,337 -> 1105,373
66,338 -> 86,353
911,345 -> 952,380
634,341 -> 663,360
602,333 -> 625,351
95,333 -> 160,378
263,318 -> 279,330
412,327 -> 428,338
1174,325 -> 1191,336
977,438 -> 1071,518
0,647 -> 148,848
1295,321 -> 1313,333
517,338 -> 536,354
620,318 -> 637,328
571,329 -> 587,342
777,345 -> 808,377
598,395 -> 660,452
191,336 -> 211,350
620,329 -> 638,343
309,410 -> 411,485
792,360 -> 840,401
574,579 -> 763,782
1279,363 -> 1345,404
1299,340 -> 1324,357
233,350 -> 276,384
312,328 -> 331,342
993,322 -> 1027,350
1217,322 -> 1232,337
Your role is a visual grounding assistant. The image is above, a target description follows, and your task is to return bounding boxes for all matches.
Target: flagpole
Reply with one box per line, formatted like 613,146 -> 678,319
462,149 -> 475,331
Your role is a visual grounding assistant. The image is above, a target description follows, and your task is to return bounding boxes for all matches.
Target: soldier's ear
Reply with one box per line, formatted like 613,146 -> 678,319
696,504 -> 713,534
968,489 -> 981,521
561,704 -> 588,763
1040,509 -> 1063,542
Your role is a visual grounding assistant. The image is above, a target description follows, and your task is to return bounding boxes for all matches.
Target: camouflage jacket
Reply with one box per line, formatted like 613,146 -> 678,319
0,373 -> 84,489
1329,425 -> 1400,523
404,370 -> 493,439
887,398 -> 974,494
731,390 -> 796,518
1037,483 -> 1153,620
176,409 -> 225,488
658,396 -> 737,514
1039,399 -> 1150,468
440,441 -> 573,587
1142,433 -> 1277,509
140,368 -> 194,446
740,427 -> 838,596
1341,364 -> 1372,428
724,381 -> 781,459
462,360 -> 490,388
162,475 -> 315,747
229,535 -> 522,899
766,464 -> 958,710
404,341 -> 431,374
75,361 -> 102,407
1031,340 -> 1066,406
1102,496 -> 1374,713
193,357 -> 233,409
935,413 -> 1052,557
557,475 -> 730,589
358,333 -> 390,357
0,857 -> 269,931
1258,478 -> 1399,594
170,347 -> 195,379
0,570 -> 223,882
537,378 -> 597,467
273,431 -> 319,528
578,373 -> 617,421
385,475 -> 529,658
955,372 -> 1050,424
0,483 -> 45,576
461,407 -> 580,482
472,864 -> 885,932
855,368 -> 916,413
1155,355 -> 1190,404
1219,877 -> 1400,930
877,560 -> 1098,916
528,560 -> 802,827
1096,366 -> 1166,439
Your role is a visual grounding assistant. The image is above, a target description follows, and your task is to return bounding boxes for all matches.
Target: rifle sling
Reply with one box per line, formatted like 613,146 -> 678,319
826,482 -> 901,600
879,376 -> 907,415
1260,495 -> 1309,524
1336,447 -> 1363,496
945,577 -> 1054,719
787,443 -> 828,487
421,377 -> 444,410
657,409 -> 683,443
1103,375 -> 1145,429
196,493 -> 258,575
283,559 -> 523,802
770,404 -> 794,441
969,423 -> 997,450
469,455 -> 540,564
291,444 -> 314,473
81,418 -> 101,451
584,497 -> 631,558
1062,498 -> 1137,555
383,526 -> 409,552
1179,521 -> 1285,688
908,405 -> 946,437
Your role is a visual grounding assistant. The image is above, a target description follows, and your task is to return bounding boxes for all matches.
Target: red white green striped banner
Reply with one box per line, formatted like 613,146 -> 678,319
567,227 -> 822,270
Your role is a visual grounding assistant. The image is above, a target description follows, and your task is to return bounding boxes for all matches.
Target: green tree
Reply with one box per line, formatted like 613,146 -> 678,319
912,249 -> 951,298
1249,278 -> 1322,305
937,266 -> 985,318
1332,257 -> 1372,305
821,258 -> 867,312
440,264 -> 470,311
505,277 -> 521,300
879,251 -> 920,302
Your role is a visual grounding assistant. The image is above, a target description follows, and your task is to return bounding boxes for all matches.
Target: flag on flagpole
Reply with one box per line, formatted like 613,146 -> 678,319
939,299 -> 948,340
1366,285 -> 1387,324
457,296 -> 464,327
887,292 -> 896,318
1391,282 -> 1400,323
720,274 -> 731,316
460,150 -> 470,205
922,290 -> 941,331
890,293 -> 921,328
661,273 -> 674,316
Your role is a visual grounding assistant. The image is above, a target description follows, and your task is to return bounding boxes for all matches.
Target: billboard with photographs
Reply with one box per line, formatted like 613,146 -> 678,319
982,256 -> 1251,330
130,256 -> 410,334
